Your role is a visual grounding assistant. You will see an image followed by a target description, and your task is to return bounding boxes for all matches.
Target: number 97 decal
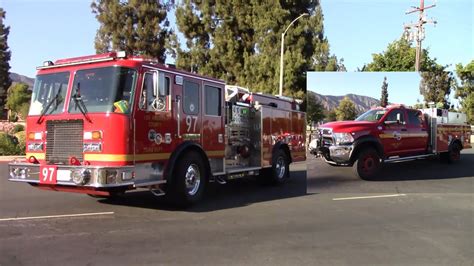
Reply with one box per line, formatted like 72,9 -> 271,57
39,165 -> 57,184
186,115 -> 198,132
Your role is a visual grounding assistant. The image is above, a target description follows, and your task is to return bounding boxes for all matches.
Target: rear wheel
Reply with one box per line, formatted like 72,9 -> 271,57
167,151 -> 207,207
261,149 -> 290,185
441,142 -> 461,163
352,148 -> 381,180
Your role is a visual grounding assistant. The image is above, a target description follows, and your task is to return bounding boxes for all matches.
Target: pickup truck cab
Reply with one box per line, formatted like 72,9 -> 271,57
310,105 -> 472,179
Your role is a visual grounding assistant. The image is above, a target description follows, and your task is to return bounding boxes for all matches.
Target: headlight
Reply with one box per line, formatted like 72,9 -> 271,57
333,133 -> 354,145
309,139 -> 319,150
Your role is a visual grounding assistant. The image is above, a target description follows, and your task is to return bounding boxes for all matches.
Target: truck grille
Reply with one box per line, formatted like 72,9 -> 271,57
46,120 -> 84,164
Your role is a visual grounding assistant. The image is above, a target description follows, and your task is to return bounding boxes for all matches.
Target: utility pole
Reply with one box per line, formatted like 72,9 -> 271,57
403,0 -> 437,72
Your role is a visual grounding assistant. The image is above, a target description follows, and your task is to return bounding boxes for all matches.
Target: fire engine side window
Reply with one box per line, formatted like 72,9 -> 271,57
205,85 -> 221,116
385,109 -> 405,124
183,80 -> 199,115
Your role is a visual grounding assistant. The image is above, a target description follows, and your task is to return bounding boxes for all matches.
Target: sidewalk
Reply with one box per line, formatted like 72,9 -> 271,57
0,156 -> 24,162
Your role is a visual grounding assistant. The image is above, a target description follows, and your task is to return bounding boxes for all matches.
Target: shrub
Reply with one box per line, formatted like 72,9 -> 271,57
8,113 -> 18,122
0,132 -> 19,155
12,124 -> 25,134
14,131 -> 26,155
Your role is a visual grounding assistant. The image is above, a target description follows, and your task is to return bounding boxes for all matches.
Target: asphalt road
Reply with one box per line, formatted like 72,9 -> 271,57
0,147 -> 472,266
308,147 -> 474,265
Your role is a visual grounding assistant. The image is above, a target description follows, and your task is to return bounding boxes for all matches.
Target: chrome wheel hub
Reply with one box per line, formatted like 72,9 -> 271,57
185,164 -> 201,196
275,156 -> 286,179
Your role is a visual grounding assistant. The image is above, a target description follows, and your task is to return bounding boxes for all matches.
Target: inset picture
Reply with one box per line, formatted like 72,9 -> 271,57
306,72 -> 472,194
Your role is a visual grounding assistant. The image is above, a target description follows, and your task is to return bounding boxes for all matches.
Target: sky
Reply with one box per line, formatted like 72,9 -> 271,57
1,0 -> 473,78
321,0 -> 473,71
307,72 -> 424,106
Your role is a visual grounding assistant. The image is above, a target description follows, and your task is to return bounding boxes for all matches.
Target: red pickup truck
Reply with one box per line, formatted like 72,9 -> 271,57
310,105 -> 472,179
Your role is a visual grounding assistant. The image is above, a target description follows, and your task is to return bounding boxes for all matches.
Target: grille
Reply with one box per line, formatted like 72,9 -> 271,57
321,137 -> 334,147
46,120 -> 84,164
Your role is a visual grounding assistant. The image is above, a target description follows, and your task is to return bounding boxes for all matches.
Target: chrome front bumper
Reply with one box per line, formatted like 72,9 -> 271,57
8,162 -> 166,189
328,145 -> 353,164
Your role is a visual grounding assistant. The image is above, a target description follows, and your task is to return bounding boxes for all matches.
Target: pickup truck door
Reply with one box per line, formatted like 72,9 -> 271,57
405,109 -> 429,154
379,109 -> 409,157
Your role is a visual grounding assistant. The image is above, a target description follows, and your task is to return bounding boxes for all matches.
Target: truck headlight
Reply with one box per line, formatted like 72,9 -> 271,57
333,133 -> 354,145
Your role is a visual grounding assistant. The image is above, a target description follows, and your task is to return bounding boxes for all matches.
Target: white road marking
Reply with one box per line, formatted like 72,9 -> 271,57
333,194 -> 407,201
0,211 -> 114,222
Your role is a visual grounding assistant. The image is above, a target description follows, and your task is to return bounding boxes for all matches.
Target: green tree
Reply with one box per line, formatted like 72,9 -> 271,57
419,66 -> 454,109
91,0 -> 172,62
306,93 -> 325,129
454,60 -> 474,124
174,1 -> 341,98
335,97 -> 357,121
380,76 -> 388,107
6,83 -> 31,120
0,8 -> 11,111
361,38 -> 438,72
325,109 -> 337,122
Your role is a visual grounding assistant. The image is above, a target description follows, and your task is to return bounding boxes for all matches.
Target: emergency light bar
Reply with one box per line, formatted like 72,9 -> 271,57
37,51 -> 127,70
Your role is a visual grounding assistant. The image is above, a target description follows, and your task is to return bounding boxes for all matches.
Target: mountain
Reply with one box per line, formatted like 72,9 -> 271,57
10,72 -> 35,88
308,91 -> 380,114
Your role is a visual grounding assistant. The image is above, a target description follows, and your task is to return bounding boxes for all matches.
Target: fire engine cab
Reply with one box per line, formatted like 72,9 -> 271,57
309,104 -> 471,180
8,52 -> 306,206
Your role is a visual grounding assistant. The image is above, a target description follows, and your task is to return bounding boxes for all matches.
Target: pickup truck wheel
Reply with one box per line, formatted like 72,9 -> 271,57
441,143 -> 461,163
352,148 -> 381,180
167,151 -> 207,207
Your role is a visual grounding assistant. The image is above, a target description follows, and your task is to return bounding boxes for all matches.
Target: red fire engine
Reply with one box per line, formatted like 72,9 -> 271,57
8,52 -> 306,206
309,104 -> 472,180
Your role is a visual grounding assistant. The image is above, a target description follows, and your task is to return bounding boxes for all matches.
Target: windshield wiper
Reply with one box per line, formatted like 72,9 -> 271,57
36,85 -> 63,124
72,83 -> 92,123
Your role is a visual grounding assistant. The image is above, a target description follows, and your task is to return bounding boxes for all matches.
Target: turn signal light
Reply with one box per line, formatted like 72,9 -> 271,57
28,132 -> 42,140
84,131 -> 102,140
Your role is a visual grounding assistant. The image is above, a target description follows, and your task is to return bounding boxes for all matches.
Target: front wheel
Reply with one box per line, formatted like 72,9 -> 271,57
167,151 -> 208,207
352,148 -> 381,180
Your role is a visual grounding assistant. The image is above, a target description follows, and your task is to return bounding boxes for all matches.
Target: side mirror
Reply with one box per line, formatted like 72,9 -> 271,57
396,113 -> 401,123
158,72 -> 169,96
152,72 -> 158,97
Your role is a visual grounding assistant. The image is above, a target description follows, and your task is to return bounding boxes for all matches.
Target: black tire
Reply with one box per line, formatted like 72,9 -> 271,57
352,148 -> 381,180
440,143 -> 461,163
263,149 -> 290,185
167,151 -> 208,207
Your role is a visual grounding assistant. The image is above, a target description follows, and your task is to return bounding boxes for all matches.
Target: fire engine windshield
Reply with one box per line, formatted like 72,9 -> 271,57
29,72 -> 70,116
68,67 -> 137,114
355,109 -> 387,122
